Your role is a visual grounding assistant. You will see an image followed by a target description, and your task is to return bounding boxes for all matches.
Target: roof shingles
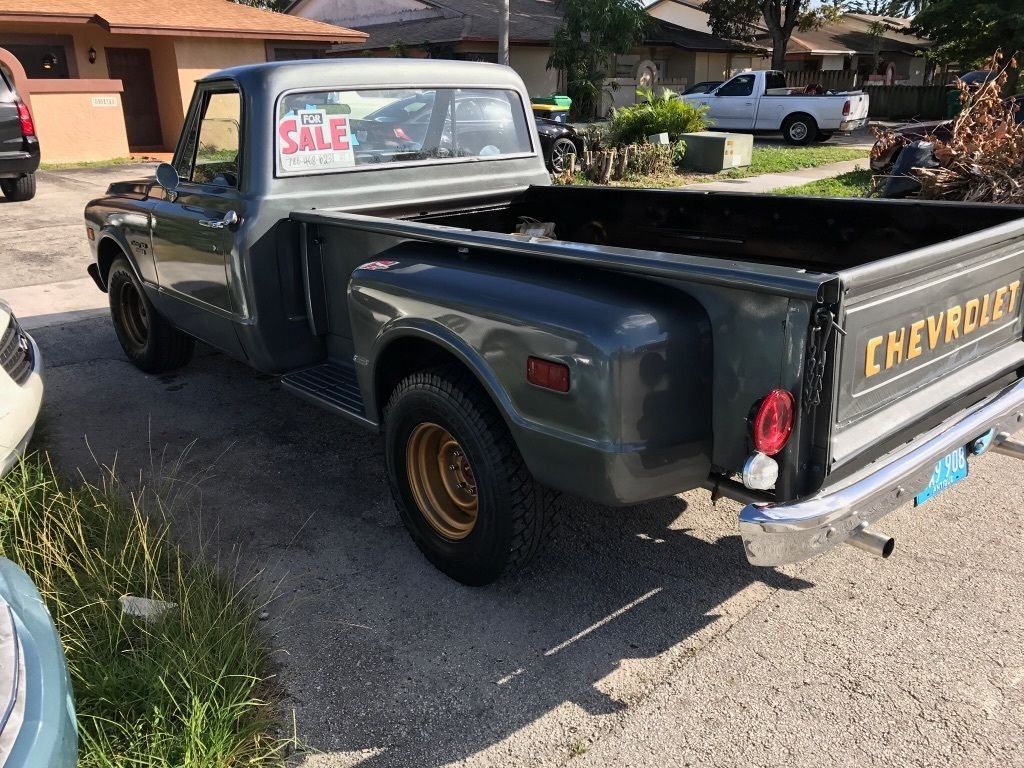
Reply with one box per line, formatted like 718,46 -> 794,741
0,0 -> 366,42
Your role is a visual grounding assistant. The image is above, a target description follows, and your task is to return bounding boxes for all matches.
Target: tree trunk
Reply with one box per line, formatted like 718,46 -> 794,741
1005,63 -> 1021,99
771,32 -> 789,70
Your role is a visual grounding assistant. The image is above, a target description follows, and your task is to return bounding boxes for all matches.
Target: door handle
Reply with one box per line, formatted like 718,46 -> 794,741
199,210 -> 239,230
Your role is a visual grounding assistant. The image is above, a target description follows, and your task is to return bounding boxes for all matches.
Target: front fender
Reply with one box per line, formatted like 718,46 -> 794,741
348,250 -> 715,505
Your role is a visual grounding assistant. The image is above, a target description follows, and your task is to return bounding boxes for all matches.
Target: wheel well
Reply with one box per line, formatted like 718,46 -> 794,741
374,337 -> 484,420
784,112 -> 816,128
97,237 -> 127,287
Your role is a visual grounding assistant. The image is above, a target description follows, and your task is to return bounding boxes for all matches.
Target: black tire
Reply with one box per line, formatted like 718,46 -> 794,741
108,257 -> 194,373
814,131 -> 834,143
384,365 -> 558,586
0,173 -> 36,202
548,137 -> 578,173
782,114 -> 818,146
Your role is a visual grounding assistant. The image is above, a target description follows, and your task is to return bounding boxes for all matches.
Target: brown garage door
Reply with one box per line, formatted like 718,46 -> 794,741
106,48 -> 163,149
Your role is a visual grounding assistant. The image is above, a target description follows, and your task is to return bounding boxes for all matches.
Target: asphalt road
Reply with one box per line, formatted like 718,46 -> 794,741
3,167 -> 1023,768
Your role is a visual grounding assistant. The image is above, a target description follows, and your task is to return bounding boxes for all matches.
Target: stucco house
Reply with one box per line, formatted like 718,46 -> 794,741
287,0 -> 766,107
0,0 -> 366,163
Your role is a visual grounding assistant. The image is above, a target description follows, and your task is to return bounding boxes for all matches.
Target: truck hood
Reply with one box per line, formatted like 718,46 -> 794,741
106,177 -> 159,197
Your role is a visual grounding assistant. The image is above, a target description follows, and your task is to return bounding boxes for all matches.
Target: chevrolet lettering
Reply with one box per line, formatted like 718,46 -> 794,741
865,279 -> 1021,377
83,59 -> 1024,584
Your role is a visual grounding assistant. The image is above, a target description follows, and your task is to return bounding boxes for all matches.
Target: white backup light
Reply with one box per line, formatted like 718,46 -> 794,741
743,452 -> 779,490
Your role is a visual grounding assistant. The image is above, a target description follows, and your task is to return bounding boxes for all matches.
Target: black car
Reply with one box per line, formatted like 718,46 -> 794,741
534,117 -> 581,172
682,81 -> 723,95
0,66 -> 39,202
363,91 -> 581,172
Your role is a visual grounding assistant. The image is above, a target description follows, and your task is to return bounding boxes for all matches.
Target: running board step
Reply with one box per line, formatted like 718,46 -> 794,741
280,361 -> 372,425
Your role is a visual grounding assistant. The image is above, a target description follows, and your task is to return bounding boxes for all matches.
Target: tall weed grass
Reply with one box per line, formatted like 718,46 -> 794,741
0,453 -> 284,768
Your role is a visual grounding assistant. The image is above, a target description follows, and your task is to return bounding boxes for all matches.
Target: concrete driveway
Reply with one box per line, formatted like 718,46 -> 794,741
4,167 -> 1023,768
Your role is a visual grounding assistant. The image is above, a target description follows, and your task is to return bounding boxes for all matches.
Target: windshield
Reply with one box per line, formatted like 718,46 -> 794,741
275,87 -> 534,176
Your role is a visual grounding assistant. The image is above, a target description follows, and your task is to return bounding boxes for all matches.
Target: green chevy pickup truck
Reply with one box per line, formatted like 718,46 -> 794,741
84,60 -> 1024,585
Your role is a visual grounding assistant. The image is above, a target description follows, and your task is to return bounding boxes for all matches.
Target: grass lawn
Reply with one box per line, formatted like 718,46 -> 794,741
39,157 -> 155,171
0,456 -> 285,768
575,145 -> 869,189
771,168 -> 875,198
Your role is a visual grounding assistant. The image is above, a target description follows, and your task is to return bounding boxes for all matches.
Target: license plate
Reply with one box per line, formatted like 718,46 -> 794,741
915,446 -> 968,506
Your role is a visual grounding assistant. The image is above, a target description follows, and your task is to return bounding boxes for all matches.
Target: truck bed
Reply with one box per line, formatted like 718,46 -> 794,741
410,186 -> 1022,273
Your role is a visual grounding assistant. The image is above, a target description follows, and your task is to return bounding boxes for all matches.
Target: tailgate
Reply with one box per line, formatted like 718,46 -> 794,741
848,93 -> 869,120
830,218 -> 1024,469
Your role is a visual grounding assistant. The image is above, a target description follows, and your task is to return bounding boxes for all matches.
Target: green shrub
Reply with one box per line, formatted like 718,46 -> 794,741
672,139 -> 687,169
609,87 -> 708,146
624,144 -> 674,177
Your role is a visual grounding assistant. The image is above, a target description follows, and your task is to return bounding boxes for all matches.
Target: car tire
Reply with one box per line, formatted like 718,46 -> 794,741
548,137 -> 578,173
108,257 -> 195,373
814,131 -> 834,143
0,173 -> 36,202
384,365 -> 558,586
782,114 -> 818,146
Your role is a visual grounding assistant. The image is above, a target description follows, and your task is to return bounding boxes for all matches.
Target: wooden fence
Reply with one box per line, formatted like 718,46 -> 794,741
863,84 -> 948,120
784,69 -> 859,92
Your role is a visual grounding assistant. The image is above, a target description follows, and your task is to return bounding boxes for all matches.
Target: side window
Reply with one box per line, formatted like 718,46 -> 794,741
176,88 -> 242,187
717,75 -> 755,97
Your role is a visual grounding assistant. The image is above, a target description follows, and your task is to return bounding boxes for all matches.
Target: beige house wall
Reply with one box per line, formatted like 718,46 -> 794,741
172,37 -> 268,123
29,87 -> 130,163
508,46 -> 559,97
1,22 -> 275,160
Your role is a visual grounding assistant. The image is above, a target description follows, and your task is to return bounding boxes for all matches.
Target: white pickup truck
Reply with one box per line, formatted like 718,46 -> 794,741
681,70 -> 870,145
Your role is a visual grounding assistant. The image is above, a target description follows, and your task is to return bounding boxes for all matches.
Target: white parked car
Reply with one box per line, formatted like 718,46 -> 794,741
681,70 -> 870,145
0,300 -> 42,475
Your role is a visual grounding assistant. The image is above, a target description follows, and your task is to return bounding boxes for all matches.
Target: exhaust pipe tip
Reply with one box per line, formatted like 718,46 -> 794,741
846,526 -> 895,559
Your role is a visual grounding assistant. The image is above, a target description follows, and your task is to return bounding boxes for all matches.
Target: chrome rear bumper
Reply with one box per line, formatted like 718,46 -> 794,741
740,379 -> 1024,566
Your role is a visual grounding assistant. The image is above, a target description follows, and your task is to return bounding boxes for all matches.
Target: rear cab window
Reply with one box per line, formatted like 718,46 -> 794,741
275,87 -> 534,177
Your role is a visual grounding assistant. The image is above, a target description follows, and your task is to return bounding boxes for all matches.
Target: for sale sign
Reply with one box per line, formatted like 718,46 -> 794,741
277,108 -> 356,175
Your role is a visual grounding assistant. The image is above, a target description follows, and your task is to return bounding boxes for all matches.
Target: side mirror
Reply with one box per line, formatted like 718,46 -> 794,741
155,162 -> 179,193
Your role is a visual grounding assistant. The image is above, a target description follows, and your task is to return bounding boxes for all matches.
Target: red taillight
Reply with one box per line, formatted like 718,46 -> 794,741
16,102 -> 34,137
842,99 -> 851,117
750,389 -> 795,456
527,356 -> 570,393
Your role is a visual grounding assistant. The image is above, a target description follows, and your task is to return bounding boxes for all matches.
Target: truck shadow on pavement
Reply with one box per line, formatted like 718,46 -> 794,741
34,320 -> 813,768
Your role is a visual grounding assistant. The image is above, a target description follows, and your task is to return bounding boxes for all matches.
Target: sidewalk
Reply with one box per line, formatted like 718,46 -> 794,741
684,158 -> 867,193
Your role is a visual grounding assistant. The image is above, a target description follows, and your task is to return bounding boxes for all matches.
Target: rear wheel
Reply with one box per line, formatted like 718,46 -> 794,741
384,365 -> 558,585
548,137 -> 578,173
0,173 -> 36,202
782,114 -> 818,146
108,257 -> 194,373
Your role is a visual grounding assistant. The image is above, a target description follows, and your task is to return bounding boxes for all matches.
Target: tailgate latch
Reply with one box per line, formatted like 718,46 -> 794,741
803,306 -> 844,413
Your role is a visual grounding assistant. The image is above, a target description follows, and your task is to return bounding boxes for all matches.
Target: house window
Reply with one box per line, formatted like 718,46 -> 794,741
270,47 -> 330,61
1,42 -> 71,78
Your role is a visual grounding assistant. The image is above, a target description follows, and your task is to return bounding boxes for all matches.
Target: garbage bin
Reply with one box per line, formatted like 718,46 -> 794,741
946,87 -> 962,119
531,94 -> 572,123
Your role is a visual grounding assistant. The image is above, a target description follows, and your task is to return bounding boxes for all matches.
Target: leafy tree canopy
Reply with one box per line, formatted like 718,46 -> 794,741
548,0 -> 650,119
702,0 -> 843,69
233,0 -> 291,12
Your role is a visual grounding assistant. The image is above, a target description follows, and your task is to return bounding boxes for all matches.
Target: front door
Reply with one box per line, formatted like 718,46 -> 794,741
152,86 -> 243,315
702,73 -> 758,130
106,47 -> 163,148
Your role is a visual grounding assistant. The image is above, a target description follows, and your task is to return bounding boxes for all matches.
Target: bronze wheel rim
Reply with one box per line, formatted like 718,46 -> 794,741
118,279 -> 149,347
406,422 -> 478,540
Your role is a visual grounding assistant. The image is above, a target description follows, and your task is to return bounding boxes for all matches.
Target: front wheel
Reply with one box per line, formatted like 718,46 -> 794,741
548,137 -> 578,173
782,115 -> 818,146
108,257 -> 195,373
384,365 -> 558,585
